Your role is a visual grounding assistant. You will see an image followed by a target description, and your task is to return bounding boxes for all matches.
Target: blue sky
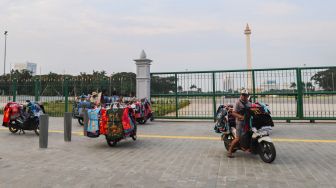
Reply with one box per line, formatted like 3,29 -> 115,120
0,0 -> 335,75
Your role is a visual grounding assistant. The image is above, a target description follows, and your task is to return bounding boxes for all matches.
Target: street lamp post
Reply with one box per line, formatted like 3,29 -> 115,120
3,31 -> 8,75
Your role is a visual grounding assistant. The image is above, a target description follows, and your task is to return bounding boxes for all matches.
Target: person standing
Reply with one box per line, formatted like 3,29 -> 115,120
227,89 -> 251,158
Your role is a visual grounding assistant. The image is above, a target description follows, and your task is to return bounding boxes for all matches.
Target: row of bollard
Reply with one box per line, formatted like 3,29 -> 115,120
39,111 -> 87,148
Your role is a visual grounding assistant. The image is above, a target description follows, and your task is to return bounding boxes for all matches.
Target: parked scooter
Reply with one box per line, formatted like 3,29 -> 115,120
2,101 -> 45,136
72,100 -> 91,125
133,99 -> 154,124
216,103 -> 276,163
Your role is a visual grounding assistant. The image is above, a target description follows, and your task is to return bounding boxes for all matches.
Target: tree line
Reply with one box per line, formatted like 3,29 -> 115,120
1,67 -> 335,96
0,70 -> 136,97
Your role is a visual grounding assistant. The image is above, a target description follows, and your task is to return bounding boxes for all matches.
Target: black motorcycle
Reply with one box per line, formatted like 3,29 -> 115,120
6,101 -> 45,136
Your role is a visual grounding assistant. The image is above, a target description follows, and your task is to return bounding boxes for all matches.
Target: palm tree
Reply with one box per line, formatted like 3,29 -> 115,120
177,86 -> 183,93
290,82 -> 296,89
190,84 -> 197,91
306,82 -> 313,91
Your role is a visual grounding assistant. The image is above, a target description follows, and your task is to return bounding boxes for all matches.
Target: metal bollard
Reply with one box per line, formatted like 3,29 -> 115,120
64,112 -> 72,142
39,114 -> 49,148
83,109 -> 88,136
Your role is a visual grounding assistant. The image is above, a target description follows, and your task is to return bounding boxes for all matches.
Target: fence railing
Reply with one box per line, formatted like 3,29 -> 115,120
0,77 -> 136,117
150,66 -> 336,120
1,66 -> 335,120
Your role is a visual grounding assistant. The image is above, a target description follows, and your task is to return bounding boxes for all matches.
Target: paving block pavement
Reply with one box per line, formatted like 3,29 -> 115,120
0,116 -> 335,188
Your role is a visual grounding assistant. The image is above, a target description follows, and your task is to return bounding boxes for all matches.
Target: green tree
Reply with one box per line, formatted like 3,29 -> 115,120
311,68 -> 336,91
111,72 -> 136,96
151,75 -> 176,94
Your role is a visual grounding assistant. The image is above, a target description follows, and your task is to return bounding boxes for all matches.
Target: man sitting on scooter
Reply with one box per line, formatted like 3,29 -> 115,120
227,89 -> 251,158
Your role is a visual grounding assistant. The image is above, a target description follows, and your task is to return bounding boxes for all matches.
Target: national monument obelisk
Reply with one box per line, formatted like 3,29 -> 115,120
244,23 -> 253,90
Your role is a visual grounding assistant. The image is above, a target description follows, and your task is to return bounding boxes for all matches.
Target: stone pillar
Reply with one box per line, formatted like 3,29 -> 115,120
134,50 -> 152,99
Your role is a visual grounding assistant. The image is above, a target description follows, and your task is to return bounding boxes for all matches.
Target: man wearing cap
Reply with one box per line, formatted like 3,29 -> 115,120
90,92 -> 99,105
227,89 -> 252,158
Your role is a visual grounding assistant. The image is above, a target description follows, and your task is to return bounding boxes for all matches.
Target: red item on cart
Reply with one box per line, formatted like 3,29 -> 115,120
99,108 -> 108,135
122,107 -> 132,131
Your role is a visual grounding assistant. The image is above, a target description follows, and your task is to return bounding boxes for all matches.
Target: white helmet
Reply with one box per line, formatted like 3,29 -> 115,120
240,89 -> 249,95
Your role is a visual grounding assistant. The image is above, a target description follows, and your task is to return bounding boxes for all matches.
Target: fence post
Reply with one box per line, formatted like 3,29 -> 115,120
34,78 -> 40,102
64,112 -> 72,142
212,72 -> 216,121
175,73 -> 178,118
12,78 -> 17,102
39,114 -> 49,148
252,70 -> 256,103
64,77 -> 69,112
296,68 -> 304,119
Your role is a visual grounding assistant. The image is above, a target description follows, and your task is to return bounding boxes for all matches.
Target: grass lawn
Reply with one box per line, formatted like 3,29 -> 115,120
152,100 -> 190,117
43,102 -> 73,117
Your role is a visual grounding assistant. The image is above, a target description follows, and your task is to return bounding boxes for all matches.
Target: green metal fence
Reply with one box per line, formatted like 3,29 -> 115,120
151,66 -> 336,120
0,76 -> 136,117
1,66 -> 335,120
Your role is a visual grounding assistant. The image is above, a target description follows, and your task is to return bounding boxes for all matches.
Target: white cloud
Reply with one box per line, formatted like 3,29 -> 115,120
257,2 -> 300,16
0,0 -> 335,74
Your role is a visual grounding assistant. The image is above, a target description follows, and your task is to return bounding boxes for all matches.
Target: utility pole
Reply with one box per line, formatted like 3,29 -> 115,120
3,31 -> 8,75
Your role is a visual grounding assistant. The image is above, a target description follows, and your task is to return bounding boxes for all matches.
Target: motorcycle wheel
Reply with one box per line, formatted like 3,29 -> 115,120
258,141 -> 276,163
138,119 -> 147,124
9,126 -> 19,133
78,118 -> 84,126
34,127 -> 40,136
131,135 -> 137,141
223,133 -> 237,153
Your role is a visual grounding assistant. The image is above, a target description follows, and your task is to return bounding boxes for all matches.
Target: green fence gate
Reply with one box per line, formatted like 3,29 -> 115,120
150,66 -> 336,120
1,66 -> 335,120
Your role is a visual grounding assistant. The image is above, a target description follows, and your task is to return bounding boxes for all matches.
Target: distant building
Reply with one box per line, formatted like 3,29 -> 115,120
260,80 -> 279,91
13,62 -> 37,76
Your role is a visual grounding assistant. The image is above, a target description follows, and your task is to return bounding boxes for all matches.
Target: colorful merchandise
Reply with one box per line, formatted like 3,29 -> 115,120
86,108 -> 100,137
122,107 -> 135,134
106,108 -> 124,140
99,108 -> 108,135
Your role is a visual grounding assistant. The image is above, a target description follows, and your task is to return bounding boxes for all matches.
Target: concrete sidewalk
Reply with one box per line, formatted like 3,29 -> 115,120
0,117 -> 336,188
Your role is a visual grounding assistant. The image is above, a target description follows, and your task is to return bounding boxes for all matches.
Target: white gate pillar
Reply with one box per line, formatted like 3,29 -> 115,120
134,50 -> 152,99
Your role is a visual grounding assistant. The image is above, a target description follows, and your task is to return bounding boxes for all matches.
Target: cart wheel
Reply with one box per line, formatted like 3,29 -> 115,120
106,137 -> 118,147
149,113 -> 154,121
107,140 -> 117,147
131,135 -> 137,141
138,118 -> 147,124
